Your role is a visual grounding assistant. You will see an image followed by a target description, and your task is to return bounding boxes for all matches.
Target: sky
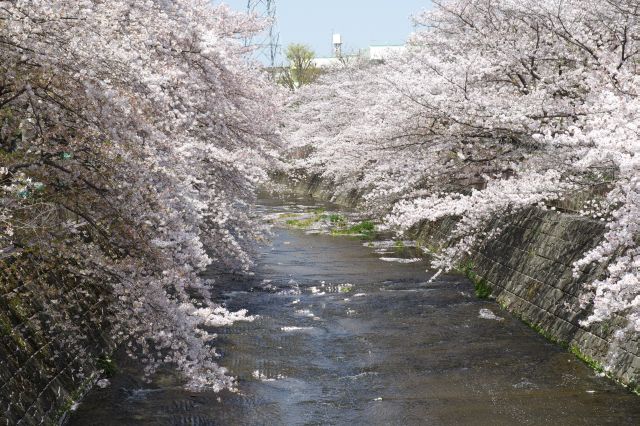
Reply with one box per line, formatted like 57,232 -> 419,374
215,0 -> 434,63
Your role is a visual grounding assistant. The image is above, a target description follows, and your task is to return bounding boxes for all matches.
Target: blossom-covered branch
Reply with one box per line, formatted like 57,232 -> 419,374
0,0 -> 280,390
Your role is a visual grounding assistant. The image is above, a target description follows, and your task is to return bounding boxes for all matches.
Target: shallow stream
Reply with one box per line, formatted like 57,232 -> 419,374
68,195 -> 640,425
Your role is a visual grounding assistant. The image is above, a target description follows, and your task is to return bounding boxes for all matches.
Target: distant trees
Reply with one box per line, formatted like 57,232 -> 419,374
279,43 -> 320,90
282,0 -> 640,352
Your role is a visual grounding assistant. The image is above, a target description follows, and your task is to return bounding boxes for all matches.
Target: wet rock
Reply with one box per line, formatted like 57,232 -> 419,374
96,379 -> 111,389
479,308 -> 504,321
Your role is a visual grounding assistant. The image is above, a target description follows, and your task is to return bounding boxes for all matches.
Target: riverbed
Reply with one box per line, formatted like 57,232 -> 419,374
68,194 -> 640,425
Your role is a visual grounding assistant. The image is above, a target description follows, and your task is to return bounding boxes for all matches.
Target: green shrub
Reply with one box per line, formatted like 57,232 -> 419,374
96,356 -> 117,378
474,278 -> 492,299
331,220 -> 376,238
328,214 -> 346,225
460,260 -> 492,299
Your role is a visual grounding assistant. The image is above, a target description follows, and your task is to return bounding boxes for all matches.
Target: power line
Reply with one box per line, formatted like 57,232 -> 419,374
246,0 -> 280,67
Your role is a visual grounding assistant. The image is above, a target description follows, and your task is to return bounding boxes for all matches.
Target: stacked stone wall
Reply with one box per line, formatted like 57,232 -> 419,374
0,253 -> 113,425
461,208 -> 639,389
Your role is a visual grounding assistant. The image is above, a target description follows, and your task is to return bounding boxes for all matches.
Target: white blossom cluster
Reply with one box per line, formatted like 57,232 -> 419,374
0,1 -> 279,390
283,0 -> 640,341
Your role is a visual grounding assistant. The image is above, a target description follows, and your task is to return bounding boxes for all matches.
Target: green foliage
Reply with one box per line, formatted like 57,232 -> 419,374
460,260 -> 492,299
0,312 -> 30,352
570,345 -> 605,373
474,278 -> 492,299
328,214 -> 346,226
349,220 -> 375,234
55,375 -> 97,422
12,331 -> 30,351
508,313 -> 638,394
96,356 -> 117,378
286,43 -> 315,63
278,43 -> 320,90
567,346 -> 640,395
55,398 -> 76,421
504,294 -> 639,396
338,284 -> 354,293
331,220 -> 376,238
7,296 -> 29,320
0,315 -> 12,334
521,317 -> 568,348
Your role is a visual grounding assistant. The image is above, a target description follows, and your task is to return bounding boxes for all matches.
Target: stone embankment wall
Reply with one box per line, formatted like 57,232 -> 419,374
0,253 -> 113,425
416,209 -> 639,391
285,173 -> 639,393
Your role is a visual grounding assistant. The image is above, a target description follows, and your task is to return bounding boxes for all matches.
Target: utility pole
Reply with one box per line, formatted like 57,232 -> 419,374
246,0 -> 280,68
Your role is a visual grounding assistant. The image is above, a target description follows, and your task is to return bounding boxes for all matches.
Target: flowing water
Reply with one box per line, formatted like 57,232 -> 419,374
68,195 -> 640,425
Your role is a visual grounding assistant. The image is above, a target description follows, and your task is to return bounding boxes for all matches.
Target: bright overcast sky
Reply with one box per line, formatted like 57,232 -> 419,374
215,1 -> 434,62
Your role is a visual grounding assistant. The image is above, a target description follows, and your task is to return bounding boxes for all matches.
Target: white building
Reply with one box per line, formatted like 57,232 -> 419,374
311,35 -> 406,69
311,57 -> 343,68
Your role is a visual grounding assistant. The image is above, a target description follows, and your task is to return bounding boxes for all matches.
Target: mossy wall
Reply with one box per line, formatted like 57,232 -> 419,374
458,208 -> 639,391
0,253 -> 114,424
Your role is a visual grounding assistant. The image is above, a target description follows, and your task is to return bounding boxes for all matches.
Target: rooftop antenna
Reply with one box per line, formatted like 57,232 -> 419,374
246,0 -> 280,68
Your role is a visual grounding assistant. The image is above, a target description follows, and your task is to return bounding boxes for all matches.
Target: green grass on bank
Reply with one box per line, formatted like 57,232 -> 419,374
330,220 -> 376,238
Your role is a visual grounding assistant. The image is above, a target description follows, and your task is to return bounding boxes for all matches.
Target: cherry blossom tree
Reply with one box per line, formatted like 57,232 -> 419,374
1,0 -> 279,390
283,0 -> 640,359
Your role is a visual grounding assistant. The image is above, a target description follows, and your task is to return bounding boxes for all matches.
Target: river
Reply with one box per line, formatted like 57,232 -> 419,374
68,194 -> 640,425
